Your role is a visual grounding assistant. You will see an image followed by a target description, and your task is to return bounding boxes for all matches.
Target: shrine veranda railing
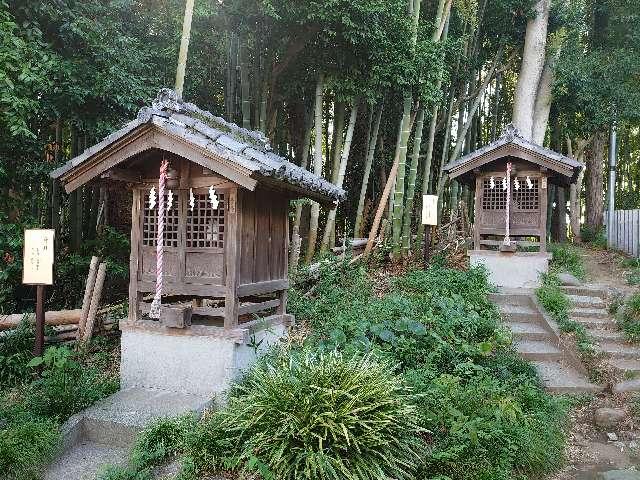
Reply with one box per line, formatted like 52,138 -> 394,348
607,209 -> 640,258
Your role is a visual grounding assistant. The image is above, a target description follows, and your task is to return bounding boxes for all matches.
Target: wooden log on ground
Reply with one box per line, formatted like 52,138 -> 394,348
0,310 -> 83,330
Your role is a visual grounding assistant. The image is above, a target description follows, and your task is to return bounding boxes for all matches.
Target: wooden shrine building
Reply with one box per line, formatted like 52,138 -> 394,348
51,89 -> 344,395
443,124 -> 583,288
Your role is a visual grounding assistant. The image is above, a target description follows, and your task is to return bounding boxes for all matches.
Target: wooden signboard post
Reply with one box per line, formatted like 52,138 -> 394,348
422,195 -> 438,267
23,229 -> 55,356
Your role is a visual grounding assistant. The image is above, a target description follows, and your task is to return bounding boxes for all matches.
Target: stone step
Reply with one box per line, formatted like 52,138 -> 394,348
607,358 -> 640,375
45,388 -> 213,479
565,294 -> 606,308
489,293 -> 532,307
572,316 -> 617,330
515,340 -> 563,361
590,329 -> 625,341
613,378 -> 640,394
596,342 -> 640,360
570,306 -> 609,319
561,285 -> 608,299
44,441 -> 128,480
499,304 -> 540,322
532,360 -> 601,394
506,321 -> 552,341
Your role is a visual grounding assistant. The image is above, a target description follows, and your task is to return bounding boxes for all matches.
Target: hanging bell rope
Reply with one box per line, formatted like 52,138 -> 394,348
504,162 -> 512,246
149,158 -> 169,319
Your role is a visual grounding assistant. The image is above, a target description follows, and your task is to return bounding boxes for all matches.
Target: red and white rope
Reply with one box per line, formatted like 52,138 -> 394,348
149,158 -> 169,319
504,162 -> 512,246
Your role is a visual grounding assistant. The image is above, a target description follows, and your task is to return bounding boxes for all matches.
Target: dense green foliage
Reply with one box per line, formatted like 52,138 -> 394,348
104,261 -> 568,480
221,352 -> 425,480
548,243 -> 586,280
0,338 -> 119,478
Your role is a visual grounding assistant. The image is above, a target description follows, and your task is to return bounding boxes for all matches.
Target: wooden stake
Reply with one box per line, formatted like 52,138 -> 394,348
34,285 -> 45,356
78,256 -> 100,340
364,154 -> 401,256
83,262 -> 106,344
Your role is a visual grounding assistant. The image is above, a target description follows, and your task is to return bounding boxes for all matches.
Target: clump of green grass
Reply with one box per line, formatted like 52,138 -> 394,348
549,243 -> 586,280
622,258 -> 640,286
536,273 -> 595,357
0,407 -> 60,480
221,351 -> 426,480
617,293 -> 640,342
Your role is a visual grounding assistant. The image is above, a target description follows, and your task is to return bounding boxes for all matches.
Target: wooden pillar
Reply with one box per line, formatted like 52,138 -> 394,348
473,176 -> 482,250
539,174 -> 548,252
128,188 -> 142,322
277,197 -> 289,315
224,188 -> 241,328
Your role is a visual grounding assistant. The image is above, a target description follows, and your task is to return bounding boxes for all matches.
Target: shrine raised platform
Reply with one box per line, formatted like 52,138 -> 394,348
468,250 -> 551,289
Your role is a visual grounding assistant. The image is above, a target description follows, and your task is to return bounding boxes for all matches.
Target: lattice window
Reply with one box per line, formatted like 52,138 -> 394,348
142,192 -> 180,247
513,177 -> 539,210
482,178 -> 507,210
186,193 -> 225,248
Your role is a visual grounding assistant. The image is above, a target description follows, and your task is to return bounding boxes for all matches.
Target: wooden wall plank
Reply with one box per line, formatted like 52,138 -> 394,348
240,189 -> 256,284
128,188 -> 142,322
254,190 -> 271,282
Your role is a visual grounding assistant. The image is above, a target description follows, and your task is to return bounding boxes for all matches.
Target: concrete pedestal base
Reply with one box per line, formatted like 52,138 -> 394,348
468,250 -> 551,288
120,316 -> 289,396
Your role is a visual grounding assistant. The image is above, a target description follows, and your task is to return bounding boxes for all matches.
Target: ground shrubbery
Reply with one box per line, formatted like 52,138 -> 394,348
0,328 -> 119,479
616,293 -> 640,342
105,259 -> 568,480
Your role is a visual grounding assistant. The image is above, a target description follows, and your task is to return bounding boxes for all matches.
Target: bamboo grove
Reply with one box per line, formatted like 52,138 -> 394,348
1,0 -> 640,277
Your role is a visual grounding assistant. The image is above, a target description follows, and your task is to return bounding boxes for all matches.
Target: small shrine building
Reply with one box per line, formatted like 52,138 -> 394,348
443,124 -> 583,288
51,89 -> 344,395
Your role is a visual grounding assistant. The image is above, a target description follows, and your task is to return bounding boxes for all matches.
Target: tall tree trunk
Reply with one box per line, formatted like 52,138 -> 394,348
390,0 -> 423,252
568,136 -> 588,242
239,35 -> 251,129
391,94 -> 413,250
512,0 -> 550,141
320,103 -> 359,252
226,33 -> 239,122
401,108 -> 425,252
532,47 -> 561,145
585,130 -> 606,232
329,102 -> 346,185
51,117 -> 61,244
175,0 -> 195,99
305,75 -> 324,263
354,102 -> 383,238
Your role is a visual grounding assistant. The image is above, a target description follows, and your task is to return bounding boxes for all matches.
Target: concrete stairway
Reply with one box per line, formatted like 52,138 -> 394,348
44,387 -> 212,480
491,292 -> 600,393
562,286 -> 640,394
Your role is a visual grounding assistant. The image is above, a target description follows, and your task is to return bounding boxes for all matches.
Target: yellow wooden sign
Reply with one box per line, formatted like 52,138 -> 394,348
23,229 -> 55,285
421,195 -> 439,226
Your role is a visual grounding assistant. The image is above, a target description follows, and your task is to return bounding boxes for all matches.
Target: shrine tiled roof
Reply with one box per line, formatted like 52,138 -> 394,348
51,89 -> 345,204
443,124 -> 583,183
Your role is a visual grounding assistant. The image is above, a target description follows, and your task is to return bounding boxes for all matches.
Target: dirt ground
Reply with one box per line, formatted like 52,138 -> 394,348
549,246 -> 640,479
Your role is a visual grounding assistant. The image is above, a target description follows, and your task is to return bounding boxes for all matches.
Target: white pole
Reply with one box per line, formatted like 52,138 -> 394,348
607,122 -> 617,247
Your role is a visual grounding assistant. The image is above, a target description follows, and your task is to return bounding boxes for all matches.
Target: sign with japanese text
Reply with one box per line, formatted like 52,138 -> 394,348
421,195 -> 439,226
23,229 -> 55,285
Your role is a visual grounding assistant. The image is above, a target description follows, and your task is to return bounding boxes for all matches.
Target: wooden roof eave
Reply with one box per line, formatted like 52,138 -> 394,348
56,124 -> 259,194
254,173 -> 338,206
447,145 -> 578,183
